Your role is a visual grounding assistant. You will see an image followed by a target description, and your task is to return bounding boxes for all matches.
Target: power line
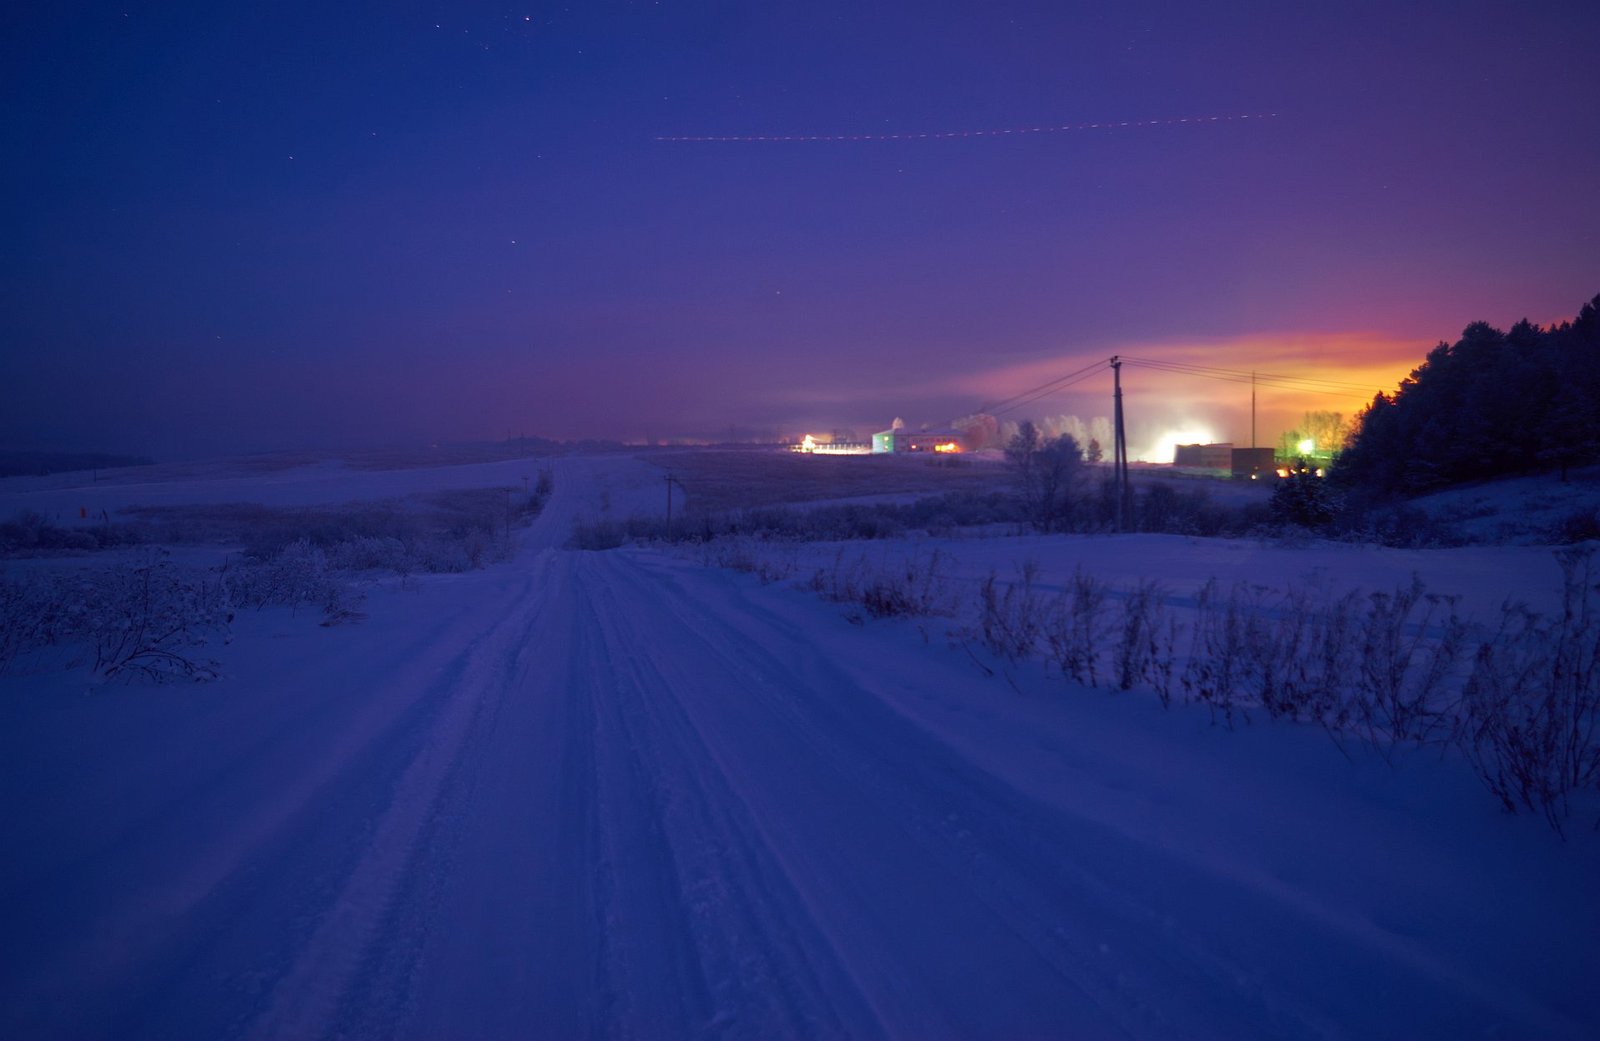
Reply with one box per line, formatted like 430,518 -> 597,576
655,112 -> 1277,144
1119,356 -> 1380,395
981,359 -> 1108,415
978,351 -> 1384,426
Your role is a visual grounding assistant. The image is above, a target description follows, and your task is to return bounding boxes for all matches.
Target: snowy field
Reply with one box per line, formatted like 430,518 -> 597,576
2,449 -> 1598,1040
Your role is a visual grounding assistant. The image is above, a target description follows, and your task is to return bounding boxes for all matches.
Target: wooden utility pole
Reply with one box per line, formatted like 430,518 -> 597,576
1112,356 -> 1129,530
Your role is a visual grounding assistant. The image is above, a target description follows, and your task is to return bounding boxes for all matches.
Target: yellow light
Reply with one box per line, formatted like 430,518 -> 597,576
801,434 -> 817,452
933,442 -> 960,453
1297,438 -> 1316,455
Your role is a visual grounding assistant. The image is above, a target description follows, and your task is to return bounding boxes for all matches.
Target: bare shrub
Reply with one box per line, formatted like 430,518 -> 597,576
976,561 -> 1044,660
1114,579 -> 1171,693
1457,548 -> 1600,832
701,538 -> 797,584
1351,577 -> 1468,750
860,550 -> 950,618
1181,580 -> 1266,726
325,535 -> 411,573
1267,586 -> 1363,727
0,572 -> 62,673
1044,567 -> 1108,687
809,548 -> 951,619
85,556 -> 229,680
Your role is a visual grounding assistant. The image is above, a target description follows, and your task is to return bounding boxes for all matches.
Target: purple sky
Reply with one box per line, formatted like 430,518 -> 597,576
3,1 -> 1597,459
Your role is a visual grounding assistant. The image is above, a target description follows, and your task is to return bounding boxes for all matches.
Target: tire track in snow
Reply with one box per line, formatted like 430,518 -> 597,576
3,566 -> 550,1040
245,555 -> 560,1041
390,553 -> 614,1040
574,552 -> 888,1040
609,551 -> 1594,1040
588,553 -> 1147,1039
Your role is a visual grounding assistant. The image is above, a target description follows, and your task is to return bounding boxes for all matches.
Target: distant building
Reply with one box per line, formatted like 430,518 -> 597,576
792,433 -> 872,455
1230,447 -> 1275,480
1174,443 -> 1234,469
872,428 -> 963,454
1174,442 -> 1276,479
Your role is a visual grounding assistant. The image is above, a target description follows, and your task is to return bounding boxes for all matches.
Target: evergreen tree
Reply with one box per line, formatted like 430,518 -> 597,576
1332,292 -> 1600,495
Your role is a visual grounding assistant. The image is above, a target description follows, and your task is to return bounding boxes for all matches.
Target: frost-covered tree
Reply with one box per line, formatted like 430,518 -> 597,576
1006,422 -> 1087,532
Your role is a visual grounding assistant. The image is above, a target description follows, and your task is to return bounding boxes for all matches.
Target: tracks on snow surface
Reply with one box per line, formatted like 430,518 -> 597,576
3,543 -> 1594,1039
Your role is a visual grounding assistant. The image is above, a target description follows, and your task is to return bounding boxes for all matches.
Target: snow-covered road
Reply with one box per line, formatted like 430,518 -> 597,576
2,458 -> 1597,1039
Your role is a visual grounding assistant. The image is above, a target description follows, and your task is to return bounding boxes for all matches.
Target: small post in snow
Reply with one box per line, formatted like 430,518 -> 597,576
664,474 -> 686,541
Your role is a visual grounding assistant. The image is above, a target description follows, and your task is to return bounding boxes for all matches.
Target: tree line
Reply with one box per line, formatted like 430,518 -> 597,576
1334,293 -> 1600,494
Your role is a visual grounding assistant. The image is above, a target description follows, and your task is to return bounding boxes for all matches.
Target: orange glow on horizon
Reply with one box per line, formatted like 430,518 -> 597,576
943,330 -> 1424,413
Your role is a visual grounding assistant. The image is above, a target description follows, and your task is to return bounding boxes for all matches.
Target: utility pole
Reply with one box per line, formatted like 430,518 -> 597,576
1111,356 -> 1129,531
1251,370 -> 1257,449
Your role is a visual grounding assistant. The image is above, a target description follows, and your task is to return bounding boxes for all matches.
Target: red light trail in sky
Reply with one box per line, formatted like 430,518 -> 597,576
655,112 -> 1277,143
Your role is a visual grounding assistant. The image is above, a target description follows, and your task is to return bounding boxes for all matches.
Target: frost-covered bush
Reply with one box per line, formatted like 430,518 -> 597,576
84,555 -> 230,680
701,538 -> 798,583
0,553 -> 231,681
975,562 -> 1044,660
1260,586 -> 1362,726
1457,548 -> 1600,833
324,535 -> 411,573
1114,579 -> 1177,697
1181,580 -> 1268,725
0,571 -> 63,672
1350,579 -> 1468,750
1044,568 -> 1108,688
762,537 -> 1600,831
0,510 -> 119,555
807,548 -> 952,619
224,539 -> 343,612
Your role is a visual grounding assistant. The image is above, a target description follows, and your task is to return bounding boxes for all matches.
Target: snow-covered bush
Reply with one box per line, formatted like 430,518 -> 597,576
976,562 -> 1044,660
1181,580 -> 1270,725
0,571 -> 63,672
325,535 -> 412,573
1350,580 -> 1468,750
1457,547 -> 1600,833
1114,579 -> 1176,696
1260,586 -> 1362,725
807,548 -> 952,619
85,555 -> 229,680
1044,568 -> 1108,688
224,539 -> 340,611
0,553 -> 231,681
701,538 -> 797,583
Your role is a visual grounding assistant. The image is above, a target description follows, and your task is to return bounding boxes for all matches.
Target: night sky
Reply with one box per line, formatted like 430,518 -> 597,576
4,1 -> 1597,459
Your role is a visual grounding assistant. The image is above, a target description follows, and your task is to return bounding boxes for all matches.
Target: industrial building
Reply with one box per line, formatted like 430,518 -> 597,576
791,434 -> 872,455
871,427 -> 963,454
1173,443 -> 1234,470
1174,442 -> 1277,479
